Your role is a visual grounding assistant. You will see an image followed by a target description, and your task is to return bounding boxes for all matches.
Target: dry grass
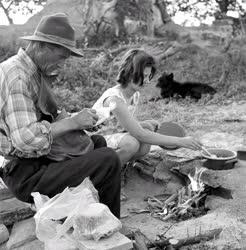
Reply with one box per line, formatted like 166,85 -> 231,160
135,95 -> 246,146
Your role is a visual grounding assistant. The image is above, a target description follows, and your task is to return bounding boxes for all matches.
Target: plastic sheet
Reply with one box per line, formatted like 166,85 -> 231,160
31,178 -> 121,249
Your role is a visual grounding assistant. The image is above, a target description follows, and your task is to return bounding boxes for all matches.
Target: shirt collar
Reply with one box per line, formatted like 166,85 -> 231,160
17,48 -> 38,75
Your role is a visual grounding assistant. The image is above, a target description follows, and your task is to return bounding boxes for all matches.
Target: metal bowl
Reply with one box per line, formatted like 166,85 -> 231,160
157,122 -> 186,150
201,148 -> 237,161
202,148 -> 237,170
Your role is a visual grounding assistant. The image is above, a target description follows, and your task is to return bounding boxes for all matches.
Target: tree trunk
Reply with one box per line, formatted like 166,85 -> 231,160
154,0 -> 171,24
215,0 -> 230,15
0,1 -> 14,24
114,14 -> 127,38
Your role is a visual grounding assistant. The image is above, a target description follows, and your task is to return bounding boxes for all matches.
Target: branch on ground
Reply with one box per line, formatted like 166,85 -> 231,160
147,228 -> 223,249
157,42 -> 182,61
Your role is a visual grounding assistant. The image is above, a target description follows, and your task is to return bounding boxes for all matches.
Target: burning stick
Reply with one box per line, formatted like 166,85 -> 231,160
148,166 -> 209,221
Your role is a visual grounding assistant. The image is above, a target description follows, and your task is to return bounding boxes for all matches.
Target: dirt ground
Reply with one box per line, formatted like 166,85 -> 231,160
121,101 -> 246,250
0,99 -> 245,250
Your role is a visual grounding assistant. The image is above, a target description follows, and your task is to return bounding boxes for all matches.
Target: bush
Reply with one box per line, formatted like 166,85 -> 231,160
52,52 -> 117,111
0,35 -> 18,63
1,28 -> 246,112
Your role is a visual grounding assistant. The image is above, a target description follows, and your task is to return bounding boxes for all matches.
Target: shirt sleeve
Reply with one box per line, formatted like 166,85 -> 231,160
5,76 -> 53,158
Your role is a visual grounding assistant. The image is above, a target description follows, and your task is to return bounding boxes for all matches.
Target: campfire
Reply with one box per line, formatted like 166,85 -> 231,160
146,167 -> 209,221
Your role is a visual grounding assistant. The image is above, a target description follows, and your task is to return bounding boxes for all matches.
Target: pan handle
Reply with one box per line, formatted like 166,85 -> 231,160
225,158 -> 237,164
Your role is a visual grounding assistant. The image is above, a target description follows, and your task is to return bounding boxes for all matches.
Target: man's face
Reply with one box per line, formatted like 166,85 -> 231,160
40,44 -> 71,77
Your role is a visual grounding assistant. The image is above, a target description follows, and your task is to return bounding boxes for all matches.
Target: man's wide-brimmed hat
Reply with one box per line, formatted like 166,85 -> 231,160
21,13 -> 83,57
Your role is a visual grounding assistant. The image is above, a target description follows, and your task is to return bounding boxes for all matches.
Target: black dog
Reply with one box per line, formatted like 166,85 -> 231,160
155,72 -> 216,100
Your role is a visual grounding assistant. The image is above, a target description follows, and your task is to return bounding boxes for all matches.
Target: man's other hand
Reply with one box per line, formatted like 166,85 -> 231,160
70,108 -> 99,130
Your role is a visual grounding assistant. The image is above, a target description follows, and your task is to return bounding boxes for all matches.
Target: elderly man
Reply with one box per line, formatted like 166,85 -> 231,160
0,13 -> 121,218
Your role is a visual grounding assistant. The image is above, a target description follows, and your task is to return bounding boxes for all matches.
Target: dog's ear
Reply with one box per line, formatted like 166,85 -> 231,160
156,76 -> 162,87
168,73 -> 174,80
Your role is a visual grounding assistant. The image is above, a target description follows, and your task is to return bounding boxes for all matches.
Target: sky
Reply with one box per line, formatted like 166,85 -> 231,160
0,9 -> 31,25
0,2 -> 42,25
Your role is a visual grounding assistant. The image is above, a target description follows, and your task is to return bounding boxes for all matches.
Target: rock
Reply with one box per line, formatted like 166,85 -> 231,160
153,161 -> 183,193
0,189 -> 14,201
164,148 -> 202,161
0,198 -> 34,226
153,162 -> 172,183
44,232 -> 132,250
77,232 -> 133,250
164,211 -> 246,249
134,161 -> 155,179
44,237 -> 77,250
205,195 -> 229,210
6,218 -> 36,249
14,240 -> 44,250
133,153 -> 160,179
0,224 -> 9,244
169,160 -> 224,188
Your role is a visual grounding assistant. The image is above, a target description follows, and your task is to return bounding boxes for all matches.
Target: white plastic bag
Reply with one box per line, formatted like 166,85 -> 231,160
72,203 -> 122,241
31,177 -> 122,249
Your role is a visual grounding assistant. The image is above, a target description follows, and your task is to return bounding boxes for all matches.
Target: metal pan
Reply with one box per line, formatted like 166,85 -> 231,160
202,148 -> 237,170
201,148 -> 237,161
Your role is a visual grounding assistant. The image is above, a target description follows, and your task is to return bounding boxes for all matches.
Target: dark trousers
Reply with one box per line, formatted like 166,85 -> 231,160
1,135 -> 121,218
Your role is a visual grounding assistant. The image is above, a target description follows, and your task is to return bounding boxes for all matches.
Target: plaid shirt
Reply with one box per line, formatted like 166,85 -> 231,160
0,48 -> 52,158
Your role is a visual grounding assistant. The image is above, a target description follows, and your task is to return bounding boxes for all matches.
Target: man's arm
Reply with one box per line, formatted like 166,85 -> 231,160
51,109 -> 99,138
5,78 -> 53,158
5,78 -> 99,158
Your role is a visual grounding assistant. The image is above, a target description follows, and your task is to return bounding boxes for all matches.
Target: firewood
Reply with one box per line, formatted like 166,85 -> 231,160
164,193 -> 178,205
150,196 -> 164,206
147,198 -> 163,209
162,212 -> 176,221
147,228 -> 222,249
171,228 -> 223,248
128,208 -> 149,214
133,230 -> 148,250
143,193 -> 170,201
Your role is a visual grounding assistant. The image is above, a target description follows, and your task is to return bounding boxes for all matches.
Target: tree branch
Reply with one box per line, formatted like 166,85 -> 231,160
6,0 -> 14,11
0,0 -> 13,24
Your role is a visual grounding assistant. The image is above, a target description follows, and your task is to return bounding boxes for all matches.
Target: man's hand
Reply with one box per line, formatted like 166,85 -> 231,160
70,109 -> 99,130
179,136 -> 202,151
55,109 -> 70,121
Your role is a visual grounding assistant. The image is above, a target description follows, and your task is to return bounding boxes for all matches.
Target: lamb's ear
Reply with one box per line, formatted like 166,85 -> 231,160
168,73 -> 174,79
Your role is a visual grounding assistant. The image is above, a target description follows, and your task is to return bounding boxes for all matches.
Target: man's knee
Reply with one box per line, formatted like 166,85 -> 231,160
100,147 -> 121,170
91,134 -> 107,148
